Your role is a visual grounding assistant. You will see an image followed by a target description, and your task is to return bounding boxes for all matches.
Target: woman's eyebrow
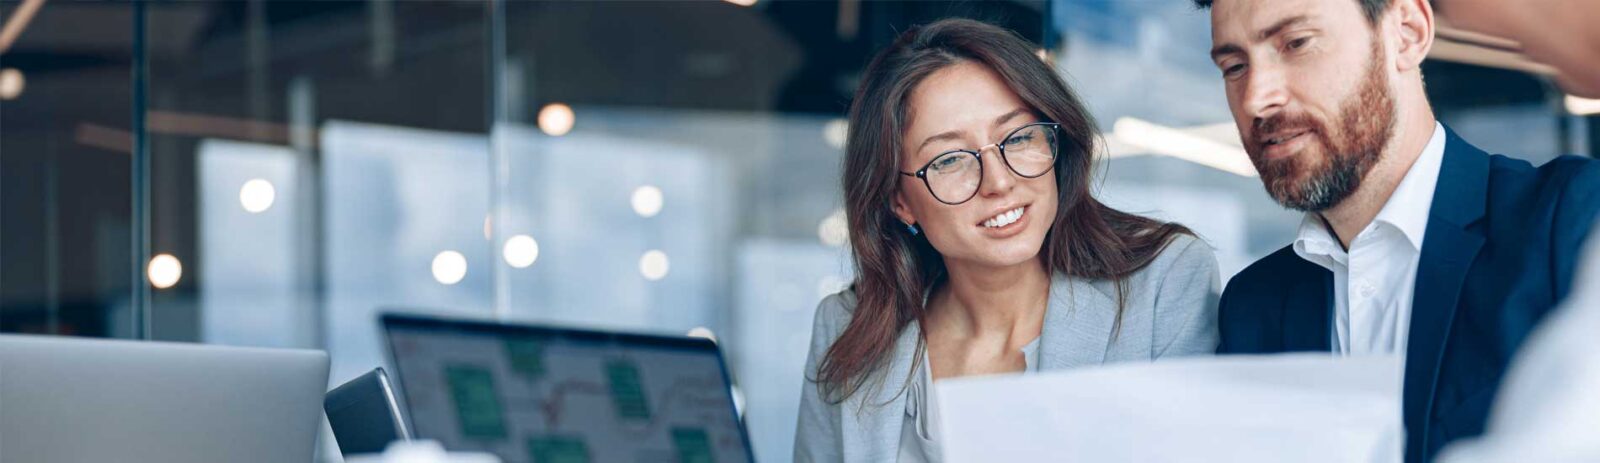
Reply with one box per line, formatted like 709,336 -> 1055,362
916,130 -> 964,154
992,108 -> 1031,129
915,107 -> 1033,153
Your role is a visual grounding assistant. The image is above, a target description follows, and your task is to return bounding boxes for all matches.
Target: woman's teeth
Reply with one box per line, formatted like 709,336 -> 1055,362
983,207 -> 1025,228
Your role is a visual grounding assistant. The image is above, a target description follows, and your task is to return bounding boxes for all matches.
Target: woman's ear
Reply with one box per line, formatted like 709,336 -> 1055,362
890,189 -> 917,227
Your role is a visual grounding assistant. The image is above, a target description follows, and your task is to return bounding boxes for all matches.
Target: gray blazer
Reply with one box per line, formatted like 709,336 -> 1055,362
793,234 -> 1220,462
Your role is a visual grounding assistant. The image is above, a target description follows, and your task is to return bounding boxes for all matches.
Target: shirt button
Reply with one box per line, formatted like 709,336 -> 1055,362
1358,281 -> 1376,298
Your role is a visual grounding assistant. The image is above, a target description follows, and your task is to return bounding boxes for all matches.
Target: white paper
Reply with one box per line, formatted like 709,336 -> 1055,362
936,354 -> 1403,463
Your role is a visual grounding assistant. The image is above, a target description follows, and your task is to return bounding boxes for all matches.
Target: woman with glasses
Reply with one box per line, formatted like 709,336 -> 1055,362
795,19 -> 1220,462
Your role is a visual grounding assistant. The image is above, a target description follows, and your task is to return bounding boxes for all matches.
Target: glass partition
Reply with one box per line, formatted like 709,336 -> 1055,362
0,2 -> 1589,462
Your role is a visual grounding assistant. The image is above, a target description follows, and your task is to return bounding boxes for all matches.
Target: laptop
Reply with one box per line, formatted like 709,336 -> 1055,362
326,367 -> 414,456
381,312 -> 754,463
0,334 -> 330,463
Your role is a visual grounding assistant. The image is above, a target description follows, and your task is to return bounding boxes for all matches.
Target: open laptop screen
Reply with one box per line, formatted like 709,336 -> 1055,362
381,313 -> 752,463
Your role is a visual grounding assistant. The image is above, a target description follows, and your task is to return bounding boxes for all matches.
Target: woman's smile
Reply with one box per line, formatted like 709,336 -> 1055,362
977,203 -> 1031,238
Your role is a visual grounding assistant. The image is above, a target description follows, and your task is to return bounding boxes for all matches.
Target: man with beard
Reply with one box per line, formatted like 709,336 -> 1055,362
1193,0 -> 1600,462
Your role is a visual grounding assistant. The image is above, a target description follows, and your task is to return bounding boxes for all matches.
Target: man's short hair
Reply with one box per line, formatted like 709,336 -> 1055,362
1191,0 -> 1393,24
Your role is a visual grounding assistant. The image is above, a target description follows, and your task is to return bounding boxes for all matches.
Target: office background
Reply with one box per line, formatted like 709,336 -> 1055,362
1,1 -> 1593,461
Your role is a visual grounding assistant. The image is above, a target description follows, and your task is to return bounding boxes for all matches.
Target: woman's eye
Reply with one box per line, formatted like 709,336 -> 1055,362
933,156 -> 961,170
1005,134 -> 1033,146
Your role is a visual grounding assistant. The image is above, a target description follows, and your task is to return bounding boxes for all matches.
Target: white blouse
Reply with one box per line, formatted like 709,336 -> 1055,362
897,337 -> 1042,462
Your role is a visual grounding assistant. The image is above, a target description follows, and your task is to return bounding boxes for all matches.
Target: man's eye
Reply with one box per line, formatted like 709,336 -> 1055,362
1287,37 -> 1311,51
1223,64 -> 1246,77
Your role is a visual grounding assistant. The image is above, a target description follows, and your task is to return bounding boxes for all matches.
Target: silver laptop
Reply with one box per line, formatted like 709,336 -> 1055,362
0,334 -> 330,463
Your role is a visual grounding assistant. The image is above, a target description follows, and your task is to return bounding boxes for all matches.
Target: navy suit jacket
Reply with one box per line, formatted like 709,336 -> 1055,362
1218,127 -> 1600,463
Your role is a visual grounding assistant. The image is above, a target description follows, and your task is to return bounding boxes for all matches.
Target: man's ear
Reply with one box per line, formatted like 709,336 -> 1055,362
1392,0 -> 1436,72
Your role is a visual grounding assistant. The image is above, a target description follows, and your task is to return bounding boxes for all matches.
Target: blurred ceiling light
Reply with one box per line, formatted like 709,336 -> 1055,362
147,254 -> 183,290
0,0 -> 45,54
239,179 -> 276,213
1111,117 -> 1258,177
503,234 -> 540,269
724,0 -> 758,6
836,0 -> 859,40
817,209 -> 848,247
538,103 -> 575,136
1567,95 -> 1600,116
75,112 -> 308,154
687,327 -> 716,342
631,185 -> 664,218
148,110 -> 297,145
74,124 -> 133,153
432,251 -> 468,285
0,68 -> 23,100
639,250 -> 670,281
823,118 -> 849,150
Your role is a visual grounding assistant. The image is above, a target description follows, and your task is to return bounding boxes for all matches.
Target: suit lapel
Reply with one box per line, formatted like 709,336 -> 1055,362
1039,273 -> 1116,369
1281,268 -> 1334,351
840,318 -> 921,461
1403,127 -> 1489,462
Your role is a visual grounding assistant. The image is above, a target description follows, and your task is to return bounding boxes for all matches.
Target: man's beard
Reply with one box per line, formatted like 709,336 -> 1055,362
1247,39 -> 1396,212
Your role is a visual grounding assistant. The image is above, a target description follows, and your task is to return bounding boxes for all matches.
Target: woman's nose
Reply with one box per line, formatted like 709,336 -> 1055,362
975,144 -> 1016,198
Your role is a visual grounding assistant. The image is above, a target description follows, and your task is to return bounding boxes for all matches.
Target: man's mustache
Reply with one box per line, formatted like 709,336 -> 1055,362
1250,114 -> 1325,152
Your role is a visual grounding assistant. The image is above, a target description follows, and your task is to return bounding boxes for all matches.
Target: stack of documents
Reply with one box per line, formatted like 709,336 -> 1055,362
938,354 -> 1402,463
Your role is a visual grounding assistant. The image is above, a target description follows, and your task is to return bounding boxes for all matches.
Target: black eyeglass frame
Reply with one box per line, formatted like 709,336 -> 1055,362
898,122 -> 1061,205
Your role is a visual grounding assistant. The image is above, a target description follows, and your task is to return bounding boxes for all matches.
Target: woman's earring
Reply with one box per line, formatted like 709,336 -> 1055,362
905,222 -> 920,236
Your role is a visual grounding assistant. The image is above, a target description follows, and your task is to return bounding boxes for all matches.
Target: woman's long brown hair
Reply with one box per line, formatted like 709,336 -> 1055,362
818,18 -> 1192,404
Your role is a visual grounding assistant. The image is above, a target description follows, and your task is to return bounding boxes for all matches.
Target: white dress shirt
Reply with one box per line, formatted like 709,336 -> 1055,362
1292,122 -> 1446,357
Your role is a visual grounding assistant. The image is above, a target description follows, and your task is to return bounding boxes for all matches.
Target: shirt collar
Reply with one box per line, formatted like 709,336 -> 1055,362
1293,212 -> 1346,268
1292,122 -> 1445,262
1372,121 -> 1446,250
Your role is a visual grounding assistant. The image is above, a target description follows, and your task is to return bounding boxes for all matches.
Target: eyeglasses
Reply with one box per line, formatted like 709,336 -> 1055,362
899,122 -> 1060,205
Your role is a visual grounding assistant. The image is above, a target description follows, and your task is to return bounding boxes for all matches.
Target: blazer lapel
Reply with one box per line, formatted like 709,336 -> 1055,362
1403,127 -> 1489,462
840,318 -> 921,461
1038,273 -> 1117,369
